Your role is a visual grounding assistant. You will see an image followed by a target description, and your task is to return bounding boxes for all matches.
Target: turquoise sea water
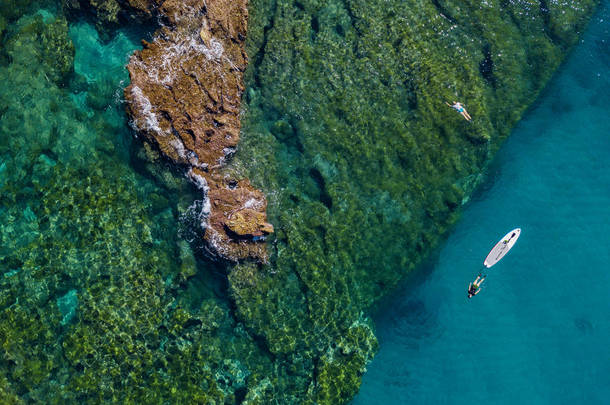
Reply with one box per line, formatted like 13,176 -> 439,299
354,3 -> 610,403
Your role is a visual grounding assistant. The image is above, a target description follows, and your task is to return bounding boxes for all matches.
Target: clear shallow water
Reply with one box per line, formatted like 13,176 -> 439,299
354,3 -> 610,404
0,5 -> 246,400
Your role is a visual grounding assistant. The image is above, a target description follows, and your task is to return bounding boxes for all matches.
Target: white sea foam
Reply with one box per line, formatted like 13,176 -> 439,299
187,168 -> 209,193
169,138 -> 187,159
180,168 -> 211,238
187,168 -> 211,218
243,198 -> 262,210
132,28 -> 226,86
130,86 -> 162,134
205,227 -> 228,256
179,197 -> 210,244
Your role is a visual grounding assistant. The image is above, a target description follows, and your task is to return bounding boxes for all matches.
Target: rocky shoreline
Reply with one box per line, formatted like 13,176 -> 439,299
125,0 -> 273,262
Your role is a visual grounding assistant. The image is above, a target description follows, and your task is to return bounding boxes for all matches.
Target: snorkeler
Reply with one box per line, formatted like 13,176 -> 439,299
446,101 -> 472,121
468,273 -> 486,299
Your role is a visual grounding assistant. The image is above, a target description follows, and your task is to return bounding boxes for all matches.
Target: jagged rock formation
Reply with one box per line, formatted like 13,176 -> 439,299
125,0 -> 273,262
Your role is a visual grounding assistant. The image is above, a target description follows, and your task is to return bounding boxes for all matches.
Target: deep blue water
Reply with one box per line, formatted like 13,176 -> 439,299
354,3 -> 610,404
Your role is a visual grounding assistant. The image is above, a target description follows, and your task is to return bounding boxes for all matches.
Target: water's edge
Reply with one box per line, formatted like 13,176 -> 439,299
235,0 -> 602,401
355,3 -> 610,401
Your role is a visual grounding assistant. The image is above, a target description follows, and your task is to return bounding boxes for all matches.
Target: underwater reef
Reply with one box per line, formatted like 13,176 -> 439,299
125,0 -> 275,263
232,0 -> 600,402
0,0 -> 600,404
0,2 -> 270,403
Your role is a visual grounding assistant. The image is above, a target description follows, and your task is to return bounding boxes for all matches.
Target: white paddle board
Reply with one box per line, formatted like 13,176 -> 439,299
483,228 -> 521,268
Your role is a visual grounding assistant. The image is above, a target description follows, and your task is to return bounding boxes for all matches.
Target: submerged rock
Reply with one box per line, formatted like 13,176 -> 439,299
56,289 -> 78,326
0,5 -> 273,403
233,0 -> 601,402
125,0 -> 272,262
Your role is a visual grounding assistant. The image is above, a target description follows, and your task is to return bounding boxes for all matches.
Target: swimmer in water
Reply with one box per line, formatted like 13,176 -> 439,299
446,101 -> 472,121
468,273 -> 486,298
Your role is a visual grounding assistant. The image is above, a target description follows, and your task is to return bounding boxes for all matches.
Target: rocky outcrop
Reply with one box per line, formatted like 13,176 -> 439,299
125,0 -> 272,262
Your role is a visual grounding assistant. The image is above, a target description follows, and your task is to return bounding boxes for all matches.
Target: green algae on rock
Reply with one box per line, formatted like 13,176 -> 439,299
230,0 -> 600,401
0,4 -> 271,403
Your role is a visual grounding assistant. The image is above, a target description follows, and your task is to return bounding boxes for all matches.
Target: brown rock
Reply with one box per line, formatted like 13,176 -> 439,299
123,0 -> 155,15
199,20 -> 211,44
125,0 -> 272,262
226,209 -> 274,237
202,171 -> 272,262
